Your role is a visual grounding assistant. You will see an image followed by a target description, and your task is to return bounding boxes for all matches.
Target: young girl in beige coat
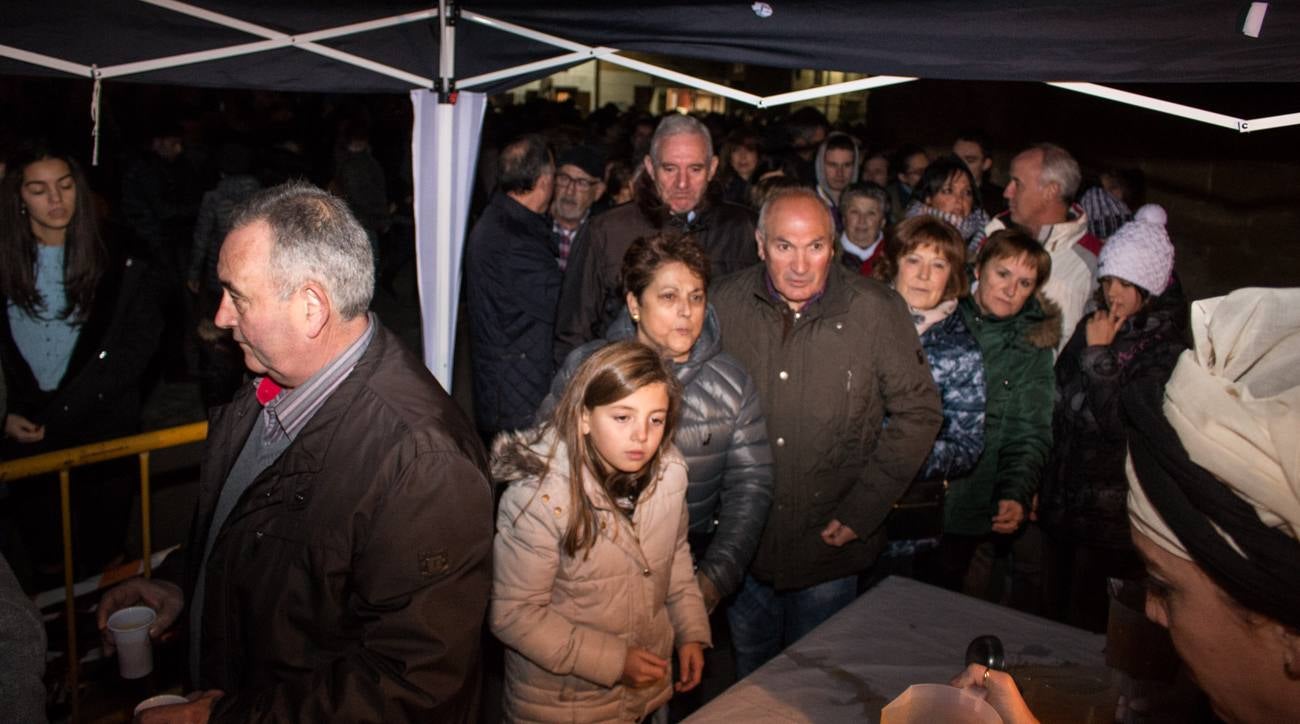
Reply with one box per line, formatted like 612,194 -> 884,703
490,341 -> 712,723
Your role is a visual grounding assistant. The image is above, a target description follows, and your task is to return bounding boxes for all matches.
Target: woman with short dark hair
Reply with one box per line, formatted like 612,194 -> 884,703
717,127 -> 761,207
923,227 -> 1058,591
905,154 -> 990,249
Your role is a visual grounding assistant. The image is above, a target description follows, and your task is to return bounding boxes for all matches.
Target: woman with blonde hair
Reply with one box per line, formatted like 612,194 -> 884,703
491,340 -> 711,722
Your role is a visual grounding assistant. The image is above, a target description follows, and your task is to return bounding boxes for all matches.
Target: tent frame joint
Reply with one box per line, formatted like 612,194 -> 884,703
436,78 -> 458,104
444,1 -> 460,26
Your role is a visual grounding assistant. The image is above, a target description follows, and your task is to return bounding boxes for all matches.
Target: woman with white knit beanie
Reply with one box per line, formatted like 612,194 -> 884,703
954,286 -> 1300,724
1039,204 -> 1189,632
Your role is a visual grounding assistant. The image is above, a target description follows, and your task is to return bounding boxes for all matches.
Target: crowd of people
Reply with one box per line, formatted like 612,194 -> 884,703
0,97 -> 1296,724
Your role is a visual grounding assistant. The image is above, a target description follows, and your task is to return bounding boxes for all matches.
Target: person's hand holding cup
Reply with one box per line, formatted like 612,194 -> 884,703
98,578 -> 184,678
134,690 -> 223,724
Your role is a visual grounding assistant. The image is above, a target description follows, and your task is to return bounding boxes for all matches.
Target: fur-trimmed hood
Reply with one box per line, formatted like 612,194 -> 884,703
489,426 -> 558,484
961,290 -> 1064,352
1025,293 -> 1064,350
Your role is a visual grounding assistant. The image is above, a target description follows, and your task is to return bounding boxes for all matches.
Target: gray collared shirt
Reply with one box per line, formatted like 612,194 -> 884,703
259,313 -> 377,444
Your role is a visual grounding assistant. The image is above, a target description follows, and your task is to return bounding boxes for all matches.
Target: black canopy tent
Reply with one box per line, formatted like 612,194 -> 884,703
7,1 -> 1300,88
3,0 -> 1298,387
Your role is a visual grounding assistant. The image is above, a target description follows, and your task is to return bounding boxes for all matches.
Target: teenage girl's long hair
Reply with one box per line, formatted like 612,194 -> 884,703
548,340 -> 682,558
0,146 -> 106,319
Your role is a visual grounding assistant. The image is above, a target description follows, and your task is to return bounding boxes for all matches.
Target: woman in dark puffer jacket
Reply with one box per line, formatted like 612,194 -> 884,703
540,232 -> 773,612
873,215 -> 985,562
1039,204 -> 1188,632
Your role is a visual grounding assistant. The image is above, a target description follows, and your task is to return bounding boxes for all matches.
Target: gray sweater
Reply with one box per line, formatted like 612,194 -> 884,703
1,553 -> 47,723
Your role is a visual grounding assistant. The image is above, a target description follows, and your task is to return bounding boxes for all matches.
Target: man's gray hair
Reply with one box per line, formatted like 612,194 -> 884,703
649,114 -> 713,166
757,187 -> 834,241
1033,142 -> 1081,204
840,182 -> 890,217
229,181 -> 374,319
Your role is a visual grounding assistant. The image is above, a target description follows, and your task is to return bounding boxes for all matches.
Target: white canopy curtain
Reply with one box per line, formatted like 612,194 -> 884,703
411,89 -> 487,389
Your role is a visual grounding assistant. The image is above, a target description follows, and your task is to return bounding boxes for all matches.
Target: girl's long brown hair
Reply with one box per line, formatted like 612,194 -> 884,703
548,340 -> 682,557
0,147 -> 106,319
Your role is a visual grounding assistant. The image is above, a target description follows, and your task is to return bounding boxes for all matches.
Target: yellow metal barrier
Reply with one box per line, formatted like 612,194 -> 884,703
0,421 -> 208,722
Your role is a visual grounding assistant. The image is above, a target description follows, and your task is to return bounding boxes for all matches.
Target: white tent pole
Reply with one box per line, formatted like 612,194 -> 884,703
296,44 -> 434,87
1047,82 -> 1244,131
458,50 -> 593,89
1240,111 -> 1300,132
134,0 -> 434,86
758,76 -> 917,108
455,14 -> 769,107
294,9 -> 440,43
97,39 -> 288,79
462,10 -> 591,53
595,52 -> 764,106
0,43 -> 92,76
139,0 -> 287,38
429,0 -> 457,389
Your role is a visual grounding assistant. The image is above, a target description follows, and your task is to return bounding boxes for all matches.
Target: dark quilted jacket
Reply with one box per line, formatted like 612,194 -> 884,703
916,309 -> 986,482
539,306 -> 773,599
1039,287 -> 1188,548
464,192 -> 561,434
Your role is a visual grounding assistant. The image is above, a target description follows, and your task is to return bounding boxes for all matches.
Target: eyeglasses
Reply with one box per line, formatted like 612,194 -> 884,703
555,172 -> 599,191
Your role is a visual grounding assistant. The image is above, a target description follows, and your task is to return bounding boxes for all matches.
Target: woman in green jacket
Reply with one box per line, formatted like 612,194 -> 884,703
923,227 -> 1061,591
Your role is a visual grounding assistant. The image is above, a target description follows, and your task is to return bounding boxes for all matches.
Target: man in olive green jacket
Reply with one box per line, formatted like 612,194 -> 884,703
711,189 -> 942,677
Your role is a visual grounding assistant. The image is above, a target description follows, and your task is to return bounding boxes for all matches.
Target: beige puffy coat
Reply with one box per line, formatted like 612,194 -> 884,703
490,431 -> 712,723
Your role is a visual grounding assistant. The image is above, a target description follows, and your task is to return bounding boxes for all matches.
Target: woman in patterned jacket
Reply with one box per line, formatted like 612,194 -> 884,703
874,215 -> 986,565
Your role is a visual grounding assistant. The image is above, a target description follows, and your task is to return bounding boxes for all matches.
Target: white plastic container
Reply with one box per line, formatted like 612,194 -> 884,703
134,694 -> 189,715
106,606 -> 157,679
881,683 -> 1004,724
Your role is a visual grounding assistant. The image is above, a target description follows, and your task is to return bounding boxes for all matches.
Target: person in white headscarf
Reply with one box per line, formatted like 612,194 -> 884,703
953,286 -> 1300,724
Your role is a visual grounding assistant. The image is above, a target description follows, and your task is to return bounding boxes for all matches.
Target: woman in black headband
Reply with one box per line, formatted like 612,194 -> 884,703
953,287 -> 1300,724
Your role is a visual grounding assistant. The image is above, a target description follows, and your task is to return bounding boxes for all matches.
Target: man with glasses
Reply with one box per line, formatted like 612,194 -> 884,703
550,145 -> 606,272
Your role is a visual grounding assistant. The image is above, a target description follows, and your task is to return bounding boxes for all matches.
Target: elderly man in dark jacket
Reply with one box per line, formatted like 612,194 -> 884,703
98,183 -> 494,723
553,115 -> 757,366
711,188 -> 942,678
465,134 -> 558,441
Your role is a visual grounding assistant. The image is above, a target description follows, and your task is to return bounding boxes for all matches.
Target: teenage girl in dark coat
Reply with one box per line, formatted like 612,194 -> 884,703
1039,205 -> 1188,632
0,146 -> 164,583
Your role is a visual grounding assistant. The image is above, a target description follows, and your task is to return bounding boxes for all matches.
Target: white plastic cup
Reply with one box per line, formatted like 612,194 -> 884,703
134,694 -> 189,715
881,683 -> 1003,724
107,606 -> 157,679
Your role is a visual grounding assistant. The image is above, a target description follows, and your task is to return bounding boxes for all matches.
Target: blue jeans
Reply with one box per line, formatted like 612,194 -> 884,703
727,573 -> 858,679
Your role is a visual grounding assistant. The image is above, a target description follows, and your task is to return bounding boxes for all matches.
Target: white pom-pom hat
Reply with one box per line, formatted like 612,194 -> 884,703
1098,203 -> 1174,296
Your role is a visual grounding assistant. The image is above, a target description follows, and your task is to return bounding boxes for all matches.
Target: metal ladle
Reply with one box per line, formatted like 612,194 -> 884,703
965,634 -> 1007,671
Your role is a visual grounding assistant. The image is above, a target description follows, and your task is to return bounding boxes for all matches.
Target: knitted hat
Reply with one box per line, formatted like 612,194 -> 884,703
556,144 -> 607,182
1098,204 -> 1174,296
